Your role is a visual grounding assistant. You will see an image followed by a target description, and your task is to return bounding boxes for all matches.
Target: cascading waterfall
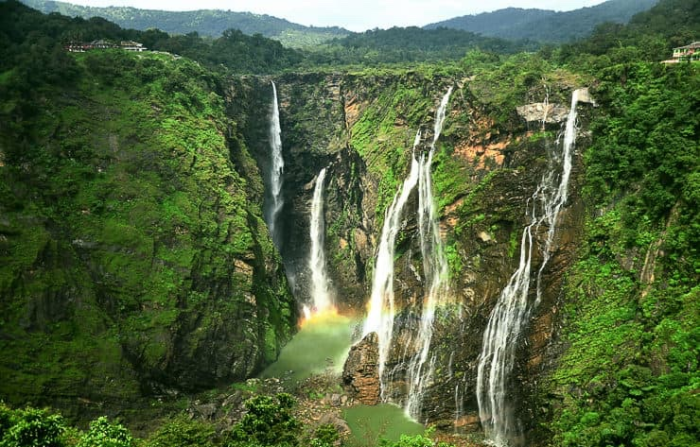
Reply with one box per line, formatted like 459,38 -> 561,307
362,87 -> 453,412
363,131 -> 422,391
265,81 -> 285,249
306,168 -> 333,317
476,90 -> 581,447
404,87 -> 453,418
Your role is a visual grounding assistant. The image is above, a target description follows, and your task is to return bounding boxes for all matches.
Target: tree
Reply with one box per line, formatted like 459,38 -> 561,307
76,417 -> 135,447
227,394 -> 301,447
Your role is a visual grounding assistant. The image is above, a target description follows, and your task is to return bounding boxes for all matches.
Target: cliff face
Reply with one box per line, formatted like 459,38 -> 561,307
0,51 -> 297,419
238,69 -> 593,441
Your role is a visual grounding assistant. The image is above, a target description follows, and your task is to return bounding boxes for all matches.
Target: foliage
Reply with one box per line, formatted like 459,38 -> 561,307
0,407 -> 67,447
425,0 -> 658,43
379,431 -> 455,447
0,1 -> 303,74
584,62 -> 699,278
307,424 -> 339,447
21,0 -> 349,46
146,415 -> 216,447
545,36 -> 699,447
227,394 -> 301,447
76,417 -> 135,447
0,1 -> 295,411
299,27 -> 529,68
555,0 -> 700,67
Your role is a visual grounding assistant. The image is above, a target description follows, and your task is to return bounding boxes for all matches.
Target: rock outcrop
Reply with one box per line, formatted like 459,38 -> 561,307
516,102 -> 569,123
342,333 -> 381,405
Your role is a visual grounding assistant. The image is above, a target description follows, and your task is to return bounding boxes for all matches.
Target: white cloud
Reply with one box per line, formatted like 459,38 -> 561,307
66,0 -> 610,31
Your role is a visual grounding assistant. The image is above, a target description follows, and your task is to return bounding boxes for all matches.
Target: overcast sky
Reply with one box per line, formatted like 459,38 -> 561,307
66,0 -> 610,32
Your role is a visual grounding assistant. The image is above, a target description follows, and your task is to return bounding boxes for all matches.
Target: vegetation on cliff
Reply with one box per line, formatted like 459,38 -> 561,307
0,4 -> 296,420
543,56 -> 699,447
0,0 -> 698,446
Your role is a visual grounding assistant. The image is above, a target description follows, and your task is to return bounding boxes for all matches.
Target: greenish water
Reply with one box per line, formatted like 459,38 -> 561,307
260,313 -> 359,382
343,404 -> 424,446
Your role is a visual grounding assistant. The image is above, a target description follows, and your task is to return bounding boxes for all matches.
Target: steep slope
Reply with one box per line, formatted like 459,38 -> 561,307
0,46 -> 296,419
19,0 -> 350,48
425,0 -> 659,42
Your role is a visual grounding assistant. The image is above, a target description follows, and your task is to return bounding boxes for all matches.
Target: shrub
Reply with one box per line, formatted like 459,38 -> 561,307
0,407 -> 66,447
76,417 -> 135,447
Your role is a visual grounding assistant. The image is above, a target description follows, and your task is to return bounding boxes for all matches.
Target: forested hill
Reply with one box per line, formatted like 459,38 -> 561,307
19,0 -> 350,48
1,1 -> 304,74
425,0 -> 659,42
310,27 -> 531,66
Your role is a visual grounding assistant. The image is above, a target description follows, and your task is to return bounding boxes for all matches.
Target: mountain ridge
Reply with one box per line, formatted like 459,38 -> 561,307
19,0 -> 351,48
425,0 -> 660,42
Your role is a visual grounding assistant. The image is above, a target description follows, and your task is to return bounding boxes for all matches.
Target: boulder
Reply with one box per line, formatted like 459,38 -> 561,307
342,332 -> 381,405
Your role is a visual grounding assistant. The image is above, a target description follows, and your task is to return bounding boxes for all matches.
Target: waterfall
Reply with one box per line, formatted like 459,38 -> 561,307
362,86 -> 453,411
363,131 -> 422,392
265,81 -> 285,249
476,90 -> 580,446
405,87 -> 453,418
307,168 -> 333,315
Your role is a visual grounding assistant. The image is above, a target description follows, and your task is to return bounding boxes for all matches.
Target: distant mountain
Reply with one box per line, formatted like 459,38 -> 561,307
425,0 -> 660,42
19,0 -> 350,48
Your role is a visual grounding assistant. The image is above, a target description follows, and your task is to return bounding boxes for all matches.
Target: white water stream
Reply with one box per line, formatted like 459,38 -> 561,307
266,81 -> 285,249
405,87 -> 453,418
362,87 -> 453,414
476,90 -> 581,446
363,131 -> 422,391
307,168 -> 333,315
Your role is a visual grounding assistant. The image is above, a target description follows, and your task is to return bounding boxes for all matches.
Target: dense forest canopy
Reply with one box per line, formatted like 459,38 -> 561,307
20,0 -> 350,47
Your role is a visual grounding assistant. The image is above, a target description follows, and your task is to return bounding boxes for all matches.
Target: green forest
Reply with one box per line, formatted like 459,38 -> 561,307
0,0 -> 698,446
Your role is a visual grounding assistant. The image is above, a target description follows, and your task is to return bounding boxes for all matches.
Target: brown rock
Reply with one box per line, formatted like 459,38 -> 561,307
342,332 -> 381,405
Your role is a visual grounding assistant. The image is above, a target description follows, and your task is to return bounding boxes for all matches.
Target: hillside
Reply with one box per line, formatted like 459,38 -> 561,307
0,0 -> 297,420
310,26 -> 531,66
425,0 -> 660,42
19,0 -> 350,48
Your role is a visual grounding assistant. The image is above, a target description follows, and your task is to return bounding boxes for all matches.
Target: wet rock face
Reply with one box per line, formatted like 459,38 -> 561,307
241,73 -> 591,444
342,332 -> 381,405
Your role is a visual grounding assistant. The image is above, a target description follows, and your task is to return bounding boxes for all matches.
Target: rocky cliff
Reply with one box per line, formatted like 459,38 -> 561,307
0,51 -> 297,421
3,37 -> 694,447
235,67 -> 594,443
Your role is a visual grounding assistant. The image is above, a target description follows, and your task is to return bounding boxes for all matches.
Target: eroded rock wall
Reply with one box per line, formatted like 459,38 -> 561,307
239,70 -> 592,443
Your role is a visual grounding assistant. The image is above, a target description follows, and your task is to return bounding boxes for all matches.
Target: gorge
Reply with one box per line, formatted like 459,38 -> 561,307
258,74 -> 592,445
1,2 -> 698,446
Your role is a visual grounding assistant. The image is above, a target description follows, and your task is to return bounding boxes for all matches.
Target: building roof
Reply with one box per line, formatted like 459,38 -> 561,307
674,41 -> 700,50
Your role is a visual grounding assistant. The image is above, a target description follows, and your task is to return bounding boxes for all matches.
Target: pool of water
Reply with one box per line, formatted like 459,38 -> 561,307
260,312 -> 359,382
343,403 -> 425,446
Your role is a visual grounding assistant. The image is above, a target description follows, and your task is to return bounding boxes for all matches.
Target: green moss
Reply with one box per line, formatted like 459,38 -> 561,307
0,50 -> 295,412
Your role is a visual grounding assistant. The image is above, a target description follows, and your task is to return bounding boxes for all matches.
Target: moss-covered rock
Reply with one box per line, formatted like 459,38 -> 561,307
0,51 -> 296,420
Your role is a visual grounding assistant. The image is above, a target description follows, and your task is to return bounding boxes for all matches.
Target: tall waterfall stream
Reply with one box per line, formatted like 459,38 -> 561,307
475,90 -> 581,446
362,88 -> 453,419
265,81 -> 285,250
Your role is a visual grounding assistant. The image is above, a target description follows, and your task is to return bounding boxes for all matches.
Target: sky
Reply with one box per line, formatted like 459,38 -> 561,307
66,0 -> 611,32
